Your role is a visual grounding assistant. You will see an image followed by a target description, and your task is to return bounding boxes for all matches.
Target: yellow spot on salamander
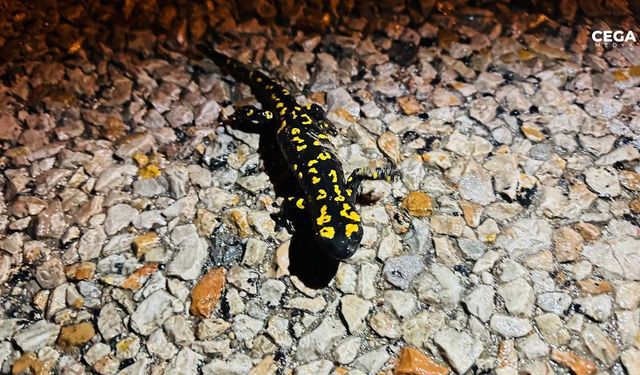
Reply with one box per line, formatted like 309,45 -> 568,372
308,160 -> 318,167
318,134 -> 329,139
246,108 -> 254,116
296,198 -> 305,209
373,171 -> 379,179
309,168 -> 318,174
293,164 -> 298,171
280,107 -> 288,116
295,106 -> 301,110
291,128 -> 300,135
267,85 -> 273,90
313,140 -> 321,146
298,172 -> 303,179
317,205 -> 331,225
305,103 -> 312,110
292,136 -> 304,144
334,185 -> 345,202
296,144 -> 307,151
292,112 -> 298,119
277,120 -> 287,133
340,203 -> 361,222
265,111 -> 273,119
328,170 -> 338,183
256,77 -> 262,82
312,176 -> 321,184
318,152 -> 331,160
316,189 -> 327,200
345,223 -> 359,238
271,93 -> 277,100
276,102 -> 284,108
283,89 -> 289,95
346,189 -> 352,196
319,226 -> 335,239
301,114 -> 312,125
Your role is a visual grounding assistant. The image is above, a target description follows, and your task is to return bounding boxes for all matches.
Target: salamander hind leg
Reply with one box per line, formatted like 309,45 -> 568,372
347,165 -> 400,201
225,105 -> 275,133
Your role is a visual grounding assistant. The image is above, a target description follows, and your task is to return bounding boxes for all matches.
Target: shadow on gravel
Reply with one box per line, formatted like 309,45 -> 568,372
259,132 -> 340,288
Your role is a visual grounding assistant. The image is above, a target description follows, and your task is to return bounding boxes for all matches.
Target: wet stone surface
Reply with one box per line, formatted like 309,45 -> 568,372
0,0 -> 639,374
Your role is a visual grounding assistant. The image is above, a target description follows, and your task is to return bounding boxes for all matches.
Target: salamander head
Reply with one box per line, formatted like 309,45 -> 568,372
315,223 -> 363,260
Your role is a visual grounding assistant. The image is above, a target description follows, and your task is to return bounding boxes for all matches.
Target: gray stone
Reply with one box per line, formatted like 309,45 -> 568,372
130,290 -> 183,335
35,257 -> 66,289
104,204 -> 138,235
296,317 -> 346,361
490,314 -> 533,338
333,337 -> 361,364
260,279 -> 286,307
496,218 -> 552,259
164,348 -> 203,375
536,292 -> 572,315
434,328 -> 482,374
352,346 -> 389,374
227,265 -> 259,294
584,166 -> 621,197
621,348 -> 640,375
195,101 -> 221,126
463,285 -> 495,322
458,160 -> 496,205
167,236 -> 208,280
497,278 -> 534,316
164,315 -> 195,346
266,315 -> 293,349
340,295 -> 372,333
369,312 -> 400,338
457,238 -> 487,260
327,87 -> 360,119
574,294 -> 612,322
382,255 -> 425,289
232,314 -> 263,342
401,310 -> 446,348
98,302 -> 125,340
583,323 -> 619,366
517,334 -> 549,360
14,320 -> 60,352
535,313 -> 570,346
165,164 -> 190,199
583,238 -> 640,280
133,178 -> 166,197
384,290 -> 418,320
294,360 -> 333,375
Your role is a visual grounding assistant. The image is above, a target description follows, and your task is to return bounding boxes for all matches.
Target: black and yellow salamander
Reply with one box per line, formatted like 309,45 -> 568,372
198,44 -> 395,260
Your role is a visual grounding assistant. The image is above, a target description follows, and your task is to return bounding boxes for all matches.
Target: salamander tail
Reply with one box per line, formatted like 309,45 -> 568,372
196,44 -> 253,84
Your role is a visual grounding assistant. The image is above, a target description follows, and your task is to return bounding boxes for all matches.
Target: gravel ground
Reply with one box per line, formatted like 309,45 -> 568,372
1,1 -> 640,374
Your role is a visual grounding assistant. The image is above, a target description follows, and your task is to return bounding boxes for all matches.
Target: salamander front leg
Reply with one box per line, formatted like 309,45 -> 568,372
225,105 -> 275,133
274,196 -> 307,232
305,103 -> 338,136
347,166 -> 399,200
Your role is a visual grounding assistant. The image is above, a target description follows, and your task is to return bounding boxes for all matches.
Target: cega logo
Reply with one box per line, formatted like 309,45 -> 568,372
591,30 -> 638,47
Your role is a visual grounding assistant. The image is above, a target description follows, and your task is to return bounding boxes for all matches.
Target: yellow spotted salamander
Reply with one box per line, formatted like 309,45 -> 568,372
199,45 -> 395,260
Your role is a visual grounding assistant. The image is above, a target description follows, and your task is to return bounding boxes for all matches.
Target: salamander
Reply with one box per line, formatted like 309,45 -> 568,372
198,44 -> 394,260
